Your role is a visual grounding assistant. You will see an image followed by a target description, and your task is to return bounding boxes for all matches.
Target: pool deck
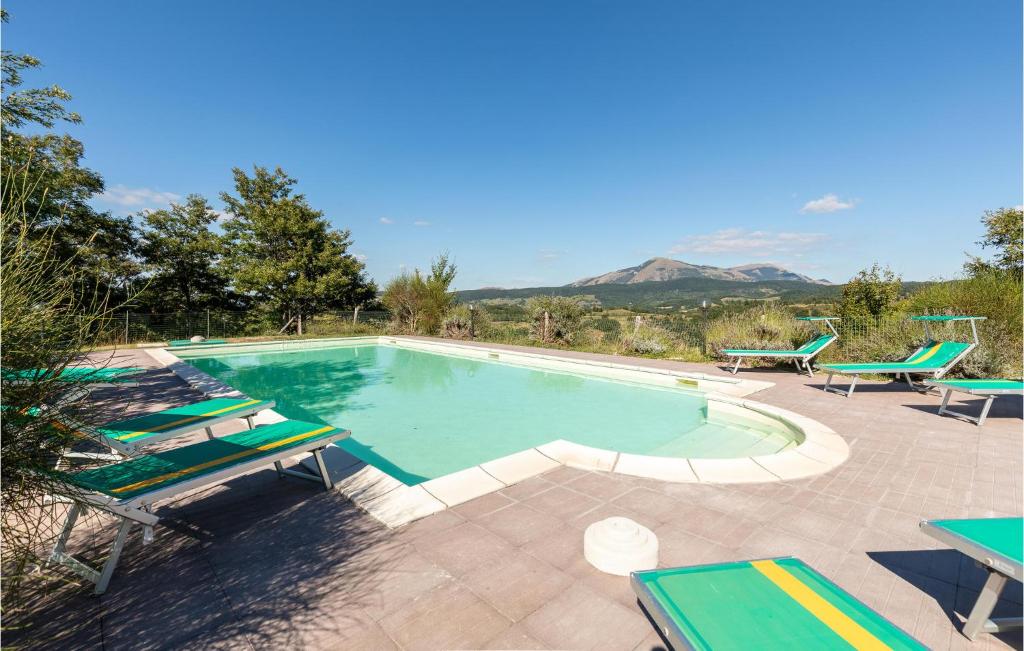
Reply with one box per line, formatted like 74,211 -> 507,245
10,340 -> 1022,650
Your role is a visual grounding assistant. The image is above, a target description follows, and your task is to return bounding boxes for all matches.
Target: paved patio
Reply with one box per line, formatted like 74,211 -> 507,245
8,341 -> 1023,650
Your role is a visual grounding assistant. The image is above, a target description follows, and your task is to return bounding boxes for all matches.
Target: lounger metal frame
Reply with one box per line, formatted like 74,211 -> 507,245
727,318 -> 840,378
919,519 -> 1023,640
78,399 -> 275,456
49,427 -> 348,594
822,317 -> 981,398
924,381 -> 1023,427
631,556 -> 921,650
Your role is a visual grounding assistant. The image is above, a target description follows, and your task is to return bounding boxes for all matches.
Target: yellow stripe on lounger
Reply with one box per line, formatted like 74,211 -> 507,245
909,343 -> 942,366
118,399 -> 263,441
751,560 -> 890,650
110,425 -> 334,494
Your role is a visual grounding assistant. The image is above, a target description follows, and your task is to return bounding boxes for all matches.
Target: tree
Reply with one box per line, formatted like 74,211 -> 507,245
137,195 -> 233,312
1,10 -> 138,302
526,295 -> 587,344
965,207 -> 1023,277
221,166 -> 376,333
838,264 -> 902,318
381,253 -> 458,335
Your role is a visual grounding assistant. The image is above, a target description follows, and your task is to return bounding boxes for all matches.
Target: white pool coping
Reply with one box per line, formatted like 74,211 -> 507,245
146,336 -> 849,528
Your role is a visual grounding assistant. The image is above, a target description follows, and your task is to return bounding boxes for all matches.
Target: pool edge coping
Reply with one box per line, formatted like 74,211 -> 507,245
145,336 -> 849,528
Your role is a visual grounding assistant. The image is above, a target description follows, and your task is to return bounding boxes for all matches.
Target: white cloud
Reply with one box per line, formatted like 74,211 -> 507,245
670,228 -> 827,256
413,219 -> 431,227
536,248 -> 565,263
98,185 -> 180,209
353,252 -> 368,262
379,217 -> 394,225
800,193 -> 856,214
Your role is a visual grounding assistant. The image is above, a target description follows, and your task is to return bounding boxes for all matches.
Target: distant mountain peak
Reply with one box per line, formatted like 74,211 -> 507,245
569,258 -> 830,287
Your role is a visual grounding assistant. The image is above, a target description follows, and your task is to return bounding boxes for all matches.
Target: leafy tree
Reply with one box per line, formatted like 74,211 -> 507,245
137,195 -> 234,312
381,253 -> 458,335
1,10 -> 138,302
964,207 -> 1023,277
837,264 -> 902,318
221,166 -> 376,333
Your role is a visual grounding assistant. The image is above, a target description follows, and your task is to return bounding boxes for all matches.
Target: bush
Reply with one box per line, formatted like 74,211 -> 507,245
705,305 -> 811,363
591,316 -> 622,340
526,296 -> 587,345
441,304 -> 491,340
899,270 -> 1023,378
619,322 -> 674,356
838,264 -> 902,318
381,253 -> 457,335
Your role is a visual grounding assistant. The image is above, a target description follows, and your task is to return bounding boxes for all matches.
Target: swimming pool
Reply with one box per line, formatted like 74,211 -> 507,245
179,342 -> 799,485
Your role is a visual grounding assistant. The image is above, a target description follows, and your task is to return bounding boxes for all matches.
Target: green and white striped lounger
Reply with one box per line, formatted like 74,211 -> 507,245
84,397 -> 276,455
167,339 -> 227,347
50,419 -> 348,594
632,557 -> 925,650
3,366 -> 146,387
924,379 -> 1023,427
920,517 -> 1023,640
722,317 -> 839,377
818,316 -> 983,397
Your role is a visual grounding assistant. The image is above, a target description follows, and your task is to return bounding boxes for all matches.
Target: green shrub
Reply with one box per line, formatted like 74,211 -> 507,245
705,305 -> 811,365
619,322 -> 674,356
899,270 -> 1023,378
591,316 -> 622,339
441,304 -> 491,340
526,296 -> 587,345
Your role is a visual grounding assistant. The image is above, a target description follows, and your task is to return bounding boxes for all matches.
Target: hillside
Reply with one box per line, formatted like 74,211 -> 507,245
570,257 -> 830,286
457,277 -> 842,310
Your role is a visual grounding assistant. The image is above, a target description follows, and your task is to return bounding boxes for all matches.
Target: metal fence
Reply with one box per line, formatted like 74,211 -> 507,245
96,310 -> 391,345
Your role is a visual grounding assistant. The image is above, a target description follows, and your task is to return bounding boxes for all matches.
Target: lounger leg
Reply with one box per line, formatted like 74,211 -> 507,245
273,460 -> 286,478
731,357 -> 742,375
847,375 -> 858,397
204,426 -> 215,440
824,373 -> 856,397
94,519 -> 134,595
313,448 -> 334,490
804,360 -> 814,378
961,569 -> 1021,640
50,503 -> 83,563
937,388 -> 953,417
245,416 -> 255,430
976,396 -> 995,427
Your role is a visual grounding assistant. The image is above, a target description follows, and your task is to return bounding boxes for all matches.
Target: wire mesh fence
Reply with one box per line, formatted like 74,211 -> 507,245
94,310 -> 391,346
96,308 -> 981,367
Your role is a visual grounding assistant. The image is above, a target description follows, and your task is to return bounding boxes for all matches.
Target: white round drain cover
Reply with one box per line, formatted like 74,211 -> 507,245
584,516 -> 659,576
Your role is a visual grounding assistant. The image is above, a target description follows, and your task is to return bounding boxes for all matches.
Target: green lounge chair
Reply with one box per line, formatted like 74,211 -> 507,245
632,557 -> 925,649
50,418 -> 348,594
78,397 -> 276,455
167,338 -> 227,347
920,517 -> 1023,640
818,316 -> 983,397
3,366 -> 146,387
923,379 -> 1023,427
722,317 -> 839,377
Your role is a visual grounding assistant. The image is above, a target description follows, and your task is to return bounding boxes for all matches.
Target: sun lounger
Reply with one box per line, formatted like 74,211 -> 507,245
49,418 -> 348,594
78,397 -> 276,455
818,316 -> 983,397
924,379 -> 1023,427
723,317 -> 839,377
167,339 -> 227,347
3,366 -> 146,387
920,517 -> 1023,640
632,557 -> 925,649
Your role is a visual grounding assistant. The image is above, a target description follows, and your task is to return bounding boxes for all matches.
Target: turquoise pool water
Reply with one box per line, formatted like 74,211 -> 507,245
182,345 -> 795,485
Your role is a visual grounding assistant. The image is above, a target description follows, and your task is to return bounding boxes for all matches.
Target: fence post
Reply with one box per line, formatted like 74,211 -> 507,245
543,311 -> 550,342
633,315 -> 641,336
353,306 -> 360,324
125,311 -> 130,345
206,309 -> 211,338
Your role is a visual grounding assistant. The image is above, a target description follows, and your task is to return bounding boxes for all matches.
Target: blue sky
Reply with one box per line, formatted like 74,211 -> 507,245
5,1 -> 1021,289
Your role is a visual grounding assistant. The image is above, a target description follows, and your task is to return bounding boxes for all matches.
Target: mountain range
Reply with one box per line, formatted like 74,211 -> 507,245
569,257 -> 831,286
